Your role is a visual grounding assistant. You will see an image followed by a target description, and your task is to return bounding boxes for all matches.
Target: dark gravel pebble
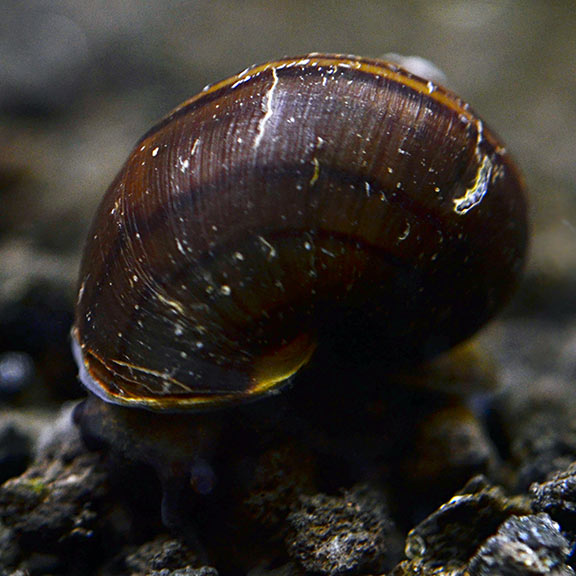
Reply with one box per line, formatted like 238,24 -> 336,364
286,483 -> 397,575
404,476 -> 530,566
0,407 -> 108,568
531,461 -> 576,530
124,535 -> 210,575
467,513 -> 573,576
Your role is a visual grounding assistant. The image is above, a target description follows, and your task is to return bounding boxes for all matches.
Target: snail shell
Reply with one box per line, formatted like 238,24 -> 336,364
72,54 -> 528,411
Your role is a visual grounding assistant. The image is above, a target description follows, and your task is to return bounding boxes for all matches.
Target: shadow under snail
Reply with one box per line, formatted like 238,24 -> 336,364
71,54 -> 528,533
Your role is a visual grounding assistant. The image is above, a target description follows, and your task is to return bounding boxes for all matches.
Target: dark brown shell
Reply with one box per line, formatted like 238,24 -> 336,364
72,54 -> 528,411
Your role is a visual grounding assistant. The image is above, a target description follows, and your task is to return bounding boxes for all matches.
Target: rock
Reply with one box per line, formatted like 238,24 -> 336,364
124,535 -> 215,576
467,513 -> 573,575
286,483 -> 396,575
0,405 -> 108,552
397,476 -> 530,574
531,461 -> 576,530
145,568 -> 218,576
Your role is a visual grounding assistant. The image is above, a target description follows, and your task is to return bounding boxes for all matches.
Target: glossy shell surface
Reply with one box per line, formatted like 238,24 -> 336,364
73,54 -> 528,411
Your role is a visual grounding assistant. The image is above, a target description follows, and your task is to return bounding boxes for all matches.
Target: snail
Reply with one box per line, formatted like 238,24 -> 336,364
71,54 -> 528,534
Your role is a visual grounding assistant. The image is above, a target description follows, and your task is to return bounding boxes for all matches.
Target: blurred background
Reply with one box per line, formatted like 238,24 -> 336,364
0,1 -> 575,401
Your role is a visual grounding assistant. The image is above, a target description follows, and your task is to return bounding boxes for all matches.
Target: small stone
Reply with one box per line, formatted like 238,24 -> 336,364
531,461 -> 576,529
0,406 -> 108,548
467,513 -> 572,575
125,535 -> 205,573
147,568 -> 218,576
404,476 -> 530,568
286,483 -> 395,575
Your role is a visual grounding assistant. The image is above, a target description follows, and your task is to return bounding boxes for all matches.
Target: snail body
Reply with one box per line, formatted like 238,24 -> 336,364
72,54 -> 527,412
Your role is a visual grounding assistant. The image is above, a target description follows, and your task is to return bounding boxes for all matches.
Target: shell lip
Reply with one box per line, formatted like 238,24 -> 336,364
70,327 -> 299,413
71,328 -> 116,406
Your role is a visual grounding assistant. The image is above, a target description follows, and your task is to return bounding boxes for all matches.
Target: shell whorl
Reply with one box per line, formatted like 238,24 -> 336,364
73,54 -> 528,411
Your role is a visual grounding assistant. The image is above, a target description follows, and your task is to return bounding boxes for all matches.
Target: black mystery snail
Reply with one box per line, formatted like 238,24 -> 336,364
71,54 -> 528,534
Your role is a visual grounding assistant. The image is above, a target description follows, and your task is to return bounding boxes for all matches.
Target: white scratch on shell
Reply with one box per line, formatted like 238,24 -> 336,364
175,238 -> 187,255
453,121 -> 493,215
310,157 -> 320,186
258,236 -> 277,260
398,222 -> 411,241
253,67 -> 279,150
453,154 -> 493,215
156,292 -> 186,315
